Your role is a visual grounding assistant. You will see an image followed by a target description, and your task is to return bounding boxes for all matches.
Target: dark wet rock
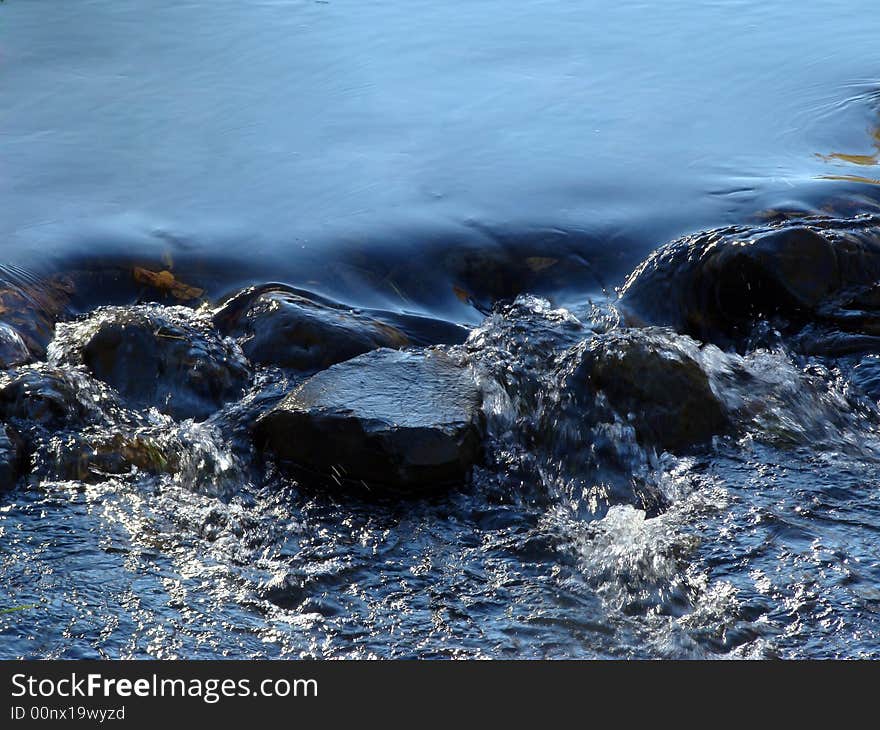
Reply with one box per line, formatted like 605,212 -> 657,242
619,215 -> 880,346
0,323 -> 31,368
791,326 -> 880,357
371,310 -> 470,348
213,285 -> 411,371
0,425 -> 24,489
850,355 -> 880,400
255,348 -> 484,492
0,364 -> 119,430
52,305 -> 250,421
558,328 -> 729,452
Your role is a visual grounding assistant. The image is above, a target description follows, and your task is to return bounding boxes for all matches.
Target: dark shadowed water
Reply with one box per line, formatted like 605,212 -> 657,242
2,0 -> 880,658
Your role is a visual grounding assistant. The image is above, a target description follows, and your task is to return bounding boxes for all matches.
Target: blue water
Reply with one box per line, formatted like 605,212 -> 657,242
2,0 -> 879,310
1,0 -> 880,658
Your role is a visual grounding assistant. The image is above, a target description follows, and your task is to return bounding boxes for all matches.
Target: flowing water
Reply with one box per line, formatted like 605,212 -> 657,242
2,0 -> 880,658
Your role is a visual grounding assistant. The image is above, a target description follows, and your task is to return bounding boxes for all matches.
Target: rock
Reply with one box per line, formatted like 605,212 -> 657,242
371,310 -> 469,348
850,355 -> 880,400
0,323 -> 31,368
791,327 -> 880,358
255,348 -> 484,492
559,328 -> 729,451
0,425 -> 24,489
0,364 -> 115,429
213,286 -> 410,371
39,431 -> 177,483
619,216 -> 880,346
52,305 -> 250,421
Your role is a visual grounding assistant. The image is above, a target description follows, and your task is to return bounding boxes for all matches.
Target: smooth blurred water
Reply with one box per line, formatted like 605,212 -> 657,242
1,0 -> 879,313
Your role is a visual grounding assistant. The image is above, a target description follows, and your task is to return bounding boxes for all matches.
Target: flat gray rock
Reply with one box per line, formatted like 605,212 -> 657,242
255,348 -> 483,492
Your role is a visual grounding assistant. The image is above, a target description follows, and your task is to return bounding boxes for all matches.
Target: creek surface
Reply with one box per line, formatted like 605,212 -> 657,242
2,0 -> 880,658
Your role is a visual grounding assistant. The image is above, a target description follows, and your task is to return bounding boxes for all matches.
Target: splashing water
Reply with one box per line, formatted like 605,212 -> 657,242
2,289 -> 880,658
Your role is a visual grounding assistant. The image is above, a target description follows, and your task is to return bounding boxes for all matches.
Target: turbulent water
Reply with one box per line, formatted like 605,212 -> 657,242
2,1 -> 880,659
3,290 -> 880,659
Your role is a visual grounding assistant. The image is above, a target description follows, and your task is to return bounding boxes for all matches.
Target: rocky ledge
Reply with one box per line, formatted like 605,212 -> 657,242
255,348 -> 484,493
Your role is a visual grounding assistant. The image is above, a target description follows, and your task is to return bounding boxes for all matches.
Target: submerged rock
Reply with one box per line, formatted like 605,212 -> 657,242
213,286 -> 410,371
52,306 -> 250,421
0,425 -> 24,489
255,348 -> 484,492
559,328 -> 729,452
39,431 -> 177,483
619,215 -> 880,346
